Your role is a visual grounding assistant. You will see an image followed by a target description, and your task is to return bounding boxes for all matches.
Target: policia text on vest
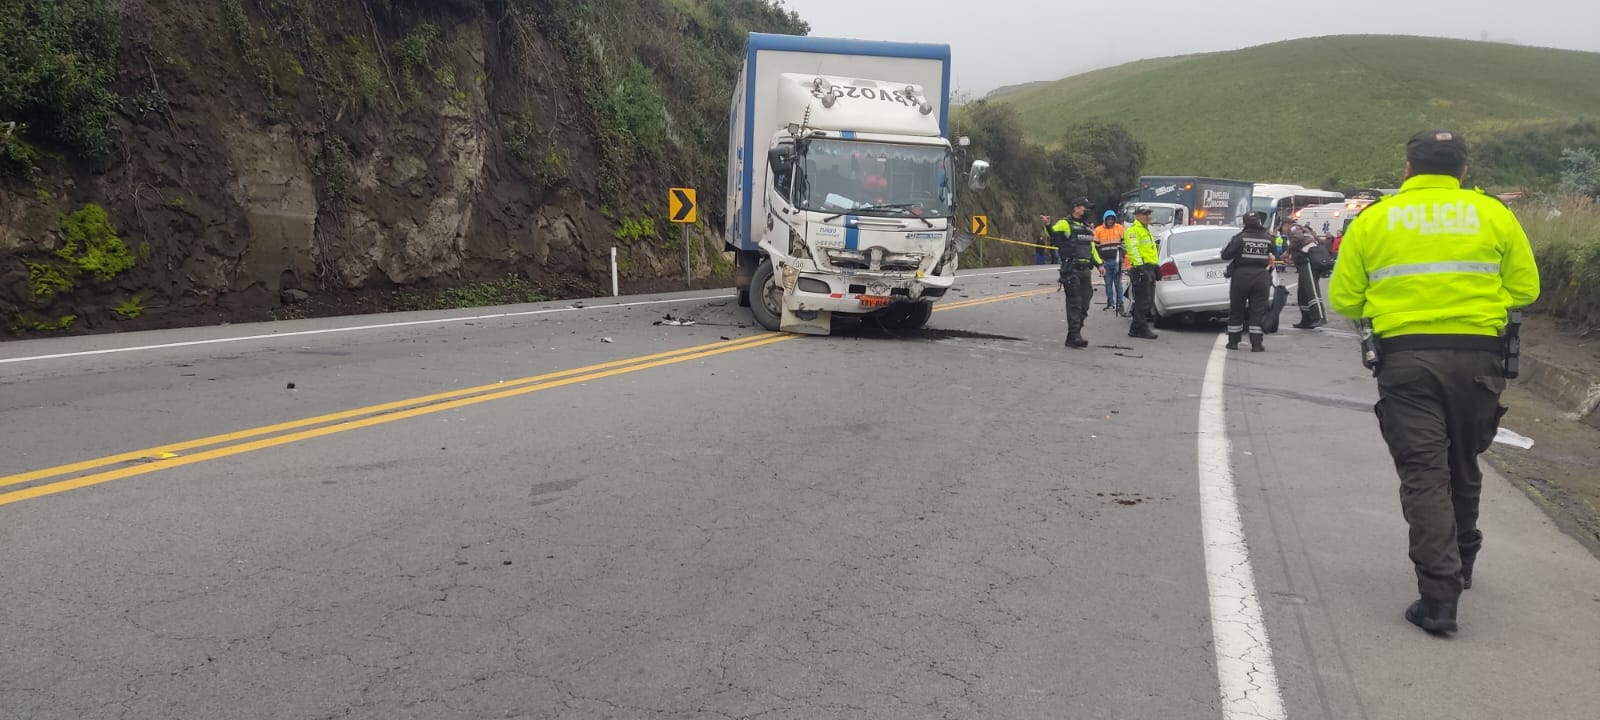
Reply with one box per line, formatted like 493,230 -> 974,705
1328,129 -> 1539,636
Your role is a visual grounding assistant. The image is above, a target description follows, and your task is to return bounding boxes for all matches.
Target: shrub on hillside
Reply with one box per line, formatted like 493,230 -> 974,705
0,0 -> 120,165
1522,195 -> 1600,328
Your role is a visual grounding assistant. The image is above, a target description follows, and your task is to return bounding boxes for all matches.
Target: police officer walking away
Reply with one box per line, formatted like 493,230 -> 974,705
1329,129 -> 1540,635
1123,206 -> 1159,340
1220,211 -> 1276,351
1043,198 -> 1103,348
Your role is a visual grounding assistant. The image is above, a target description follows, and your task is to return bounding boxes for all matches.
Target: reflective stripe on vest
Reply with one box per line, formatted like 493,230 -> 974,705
1368,261 -> 1501,282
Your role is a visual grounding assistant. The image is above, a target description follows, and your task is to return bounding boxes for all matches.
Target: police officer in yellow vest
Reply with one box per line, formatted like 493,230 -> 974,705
1123,206 -> 1160,340
1329,129 -> 1540,635
1044,198 -> 1103,348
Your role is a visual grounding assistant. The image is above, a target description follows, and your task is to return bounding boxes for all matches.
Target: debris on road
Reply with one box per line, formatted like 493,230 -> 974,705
287,382 -> 296,390
1114,352 -> 1144,359
654,314 -> 696,327
1494,427 -> 1536,449
602,337 -> 614,343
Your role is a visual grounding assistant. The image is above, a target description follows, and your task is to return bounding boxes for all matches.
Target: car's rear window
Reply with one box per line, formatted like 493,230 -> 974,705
1167,229 -> 1237,255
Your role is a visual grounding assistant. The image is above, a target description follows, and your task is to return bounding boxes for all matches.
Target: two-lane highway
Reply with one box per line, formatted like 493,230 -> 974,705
3,266 -> 1598,719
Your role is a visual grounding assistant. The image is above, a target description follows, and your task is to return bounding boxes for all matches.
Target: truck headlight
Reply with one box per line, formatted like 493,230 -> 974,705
789,228 -> 812,260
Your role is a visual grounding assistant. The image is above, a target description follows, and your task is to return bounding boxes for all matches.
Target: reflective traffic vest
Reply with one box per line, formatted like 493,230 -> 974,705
1328,175 -> 1540,338
1051,217 -> 1102,267
1124,221 -> 1159,266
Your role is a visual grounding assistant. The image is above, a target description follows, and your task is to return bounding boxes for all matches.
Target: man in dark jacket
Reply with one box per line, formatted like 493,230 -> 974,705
1043,198 -> 1103,348
1279,218 -> 1328,328
1222,212 -> 1277,351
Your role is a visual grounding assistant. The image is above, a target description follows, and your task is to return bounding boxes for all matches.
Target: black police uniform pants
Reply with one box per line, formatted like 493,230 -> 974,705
1373,349 -> 1506,603
1296,260 -> 1324,322
1061,267 -> 1093,335
1128,266 -> 1156,333
1227,268 -> 1270,335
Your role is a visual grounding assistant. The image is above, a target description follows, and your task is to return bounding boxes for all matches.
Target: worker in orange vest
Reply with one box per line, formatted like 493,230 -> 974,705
1094,210 -> 1127,314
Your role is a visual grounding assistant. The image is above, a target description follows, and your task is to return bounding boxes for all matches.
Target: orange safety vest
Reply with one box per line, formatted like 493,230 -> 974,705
1095,224 -> 1129,270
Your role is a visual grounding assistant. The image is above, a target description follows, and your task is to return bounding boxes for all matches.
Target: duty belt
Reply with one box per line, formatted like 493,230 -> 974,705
1377,334 -> 1502,354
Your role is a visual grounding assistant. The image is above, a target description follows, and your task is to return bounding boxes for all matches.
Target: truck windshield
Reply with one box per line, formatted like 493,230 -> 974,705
1126,207 -> 1177,225
794,139 -> 953,218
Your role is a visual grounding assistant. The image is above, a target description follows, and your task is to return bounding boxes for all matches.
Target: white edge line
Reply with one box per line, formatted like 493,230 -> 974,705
1198,333 -> 1287,720
2,268 -> 1059,366
0,294 -> 734,365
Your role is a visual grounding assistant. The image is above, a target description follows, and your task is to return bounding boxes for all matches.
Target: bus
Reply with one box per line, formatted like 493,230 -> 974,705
1252,184 -> 1344,228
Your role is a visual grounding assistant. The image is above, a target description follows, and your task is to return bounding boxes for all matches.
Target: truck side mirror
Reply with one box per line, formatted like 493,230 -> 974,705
967,160 -> 990,191
768,142 -> 796,174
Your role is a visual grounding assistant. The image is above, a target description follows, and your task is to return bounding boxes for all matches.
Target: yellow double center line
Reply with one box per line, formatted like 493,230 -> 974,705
0,288 -> 1052,506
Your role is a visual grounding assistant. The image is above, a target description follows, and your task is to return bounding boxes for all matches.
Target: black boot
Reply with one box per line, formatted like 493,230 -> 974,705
1460,529 -> 1483,590
1292,311 -> 1315,329
1065,332 -> 1088,349
1249,333 -> 1265,352
1226,332 -> 1242,350
1129,327 -> 1158,340
1405,598 -> 1459,634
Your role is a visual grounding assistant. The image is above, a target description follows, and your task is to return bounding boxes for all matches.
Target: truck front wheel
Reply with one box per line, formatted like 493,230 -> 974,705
749,259 -> 782,331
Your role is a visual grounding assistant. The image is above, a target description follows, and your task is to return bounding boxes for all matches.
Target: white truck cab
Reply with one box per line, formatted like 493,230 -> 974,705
727,34 -> 989,335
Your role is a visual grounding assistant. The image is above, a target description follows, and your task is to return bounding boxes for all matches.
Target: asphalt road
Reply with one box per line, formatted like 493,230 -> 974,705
3,266 -> 1598,720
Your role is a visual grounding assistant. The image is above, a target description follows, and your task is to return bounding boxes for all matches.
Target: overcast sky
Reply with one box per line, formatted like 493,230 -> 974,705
781,0 -> 1600,95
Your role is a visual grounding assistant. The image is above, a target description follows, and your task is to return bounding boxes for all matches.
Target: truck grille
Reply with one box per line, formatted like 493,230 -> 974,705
824,247 -> 926,272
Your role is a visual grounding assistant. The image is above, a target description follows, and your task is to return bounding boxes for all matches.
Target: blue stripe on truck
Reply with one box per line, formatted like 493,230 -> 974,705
845,218 -> 860,250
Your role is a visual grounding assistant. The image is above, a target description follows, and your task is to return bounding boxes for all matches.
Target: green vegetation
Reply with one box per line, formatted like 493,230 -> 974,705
312,134 -> 355,202
389,275 -> 546,311
57,203 -> 134,281
392,21 -> 439,99
27,262 -> 74,299
995,36 -> 1600,189
0,0 -> 120,175
511,0 -> 807,202
614,217 -> 658,243
21,204 -> 135,304
954,102 -> 1146,264
1523,195 -> 1600,328
113,295 -> 144,319
12,313 -> 77,333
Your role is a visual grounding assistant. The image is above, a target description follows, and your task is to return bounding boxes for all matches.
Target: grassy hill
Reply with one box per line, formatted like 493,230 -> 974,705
995,35 -> 1600,188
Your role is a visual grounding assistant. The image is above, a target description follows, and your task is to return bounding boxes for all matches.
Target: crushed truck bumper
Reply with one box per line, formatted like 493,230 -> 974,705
781,265 -> 954,315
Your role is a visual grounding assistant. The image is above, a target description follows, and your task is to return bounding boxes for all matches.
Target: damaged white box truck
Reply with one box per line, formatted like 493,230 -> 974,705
725,33 -> 990,335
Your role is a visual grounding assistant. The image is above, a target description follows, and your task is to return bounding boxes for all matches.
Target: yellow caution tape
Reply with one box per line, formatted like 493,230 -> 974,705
981,236 -> 1056,251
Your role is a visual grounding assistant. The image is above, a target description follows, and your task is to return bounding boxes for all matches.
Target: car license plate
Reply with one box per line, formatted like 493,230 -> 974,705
859,295 -> 892,308
1204,269 -> 1224,279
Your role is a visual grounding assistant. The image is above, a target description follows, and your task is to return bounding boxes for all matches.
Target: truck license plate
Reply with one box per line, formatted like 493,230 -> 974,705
859,295 -> 892,308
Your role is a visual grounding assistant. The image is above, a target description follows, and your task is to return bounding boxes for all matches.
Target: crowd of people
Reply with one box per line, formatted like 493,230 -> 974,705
1038,200 -> 1332,351
1037,129 -> 1540,637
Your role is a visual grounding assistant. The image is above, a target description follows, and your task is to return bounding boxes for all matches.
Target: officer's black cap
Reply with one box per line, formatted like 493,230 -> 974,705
1072,197 -> 1092,208
1406,129 -> 1468,166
